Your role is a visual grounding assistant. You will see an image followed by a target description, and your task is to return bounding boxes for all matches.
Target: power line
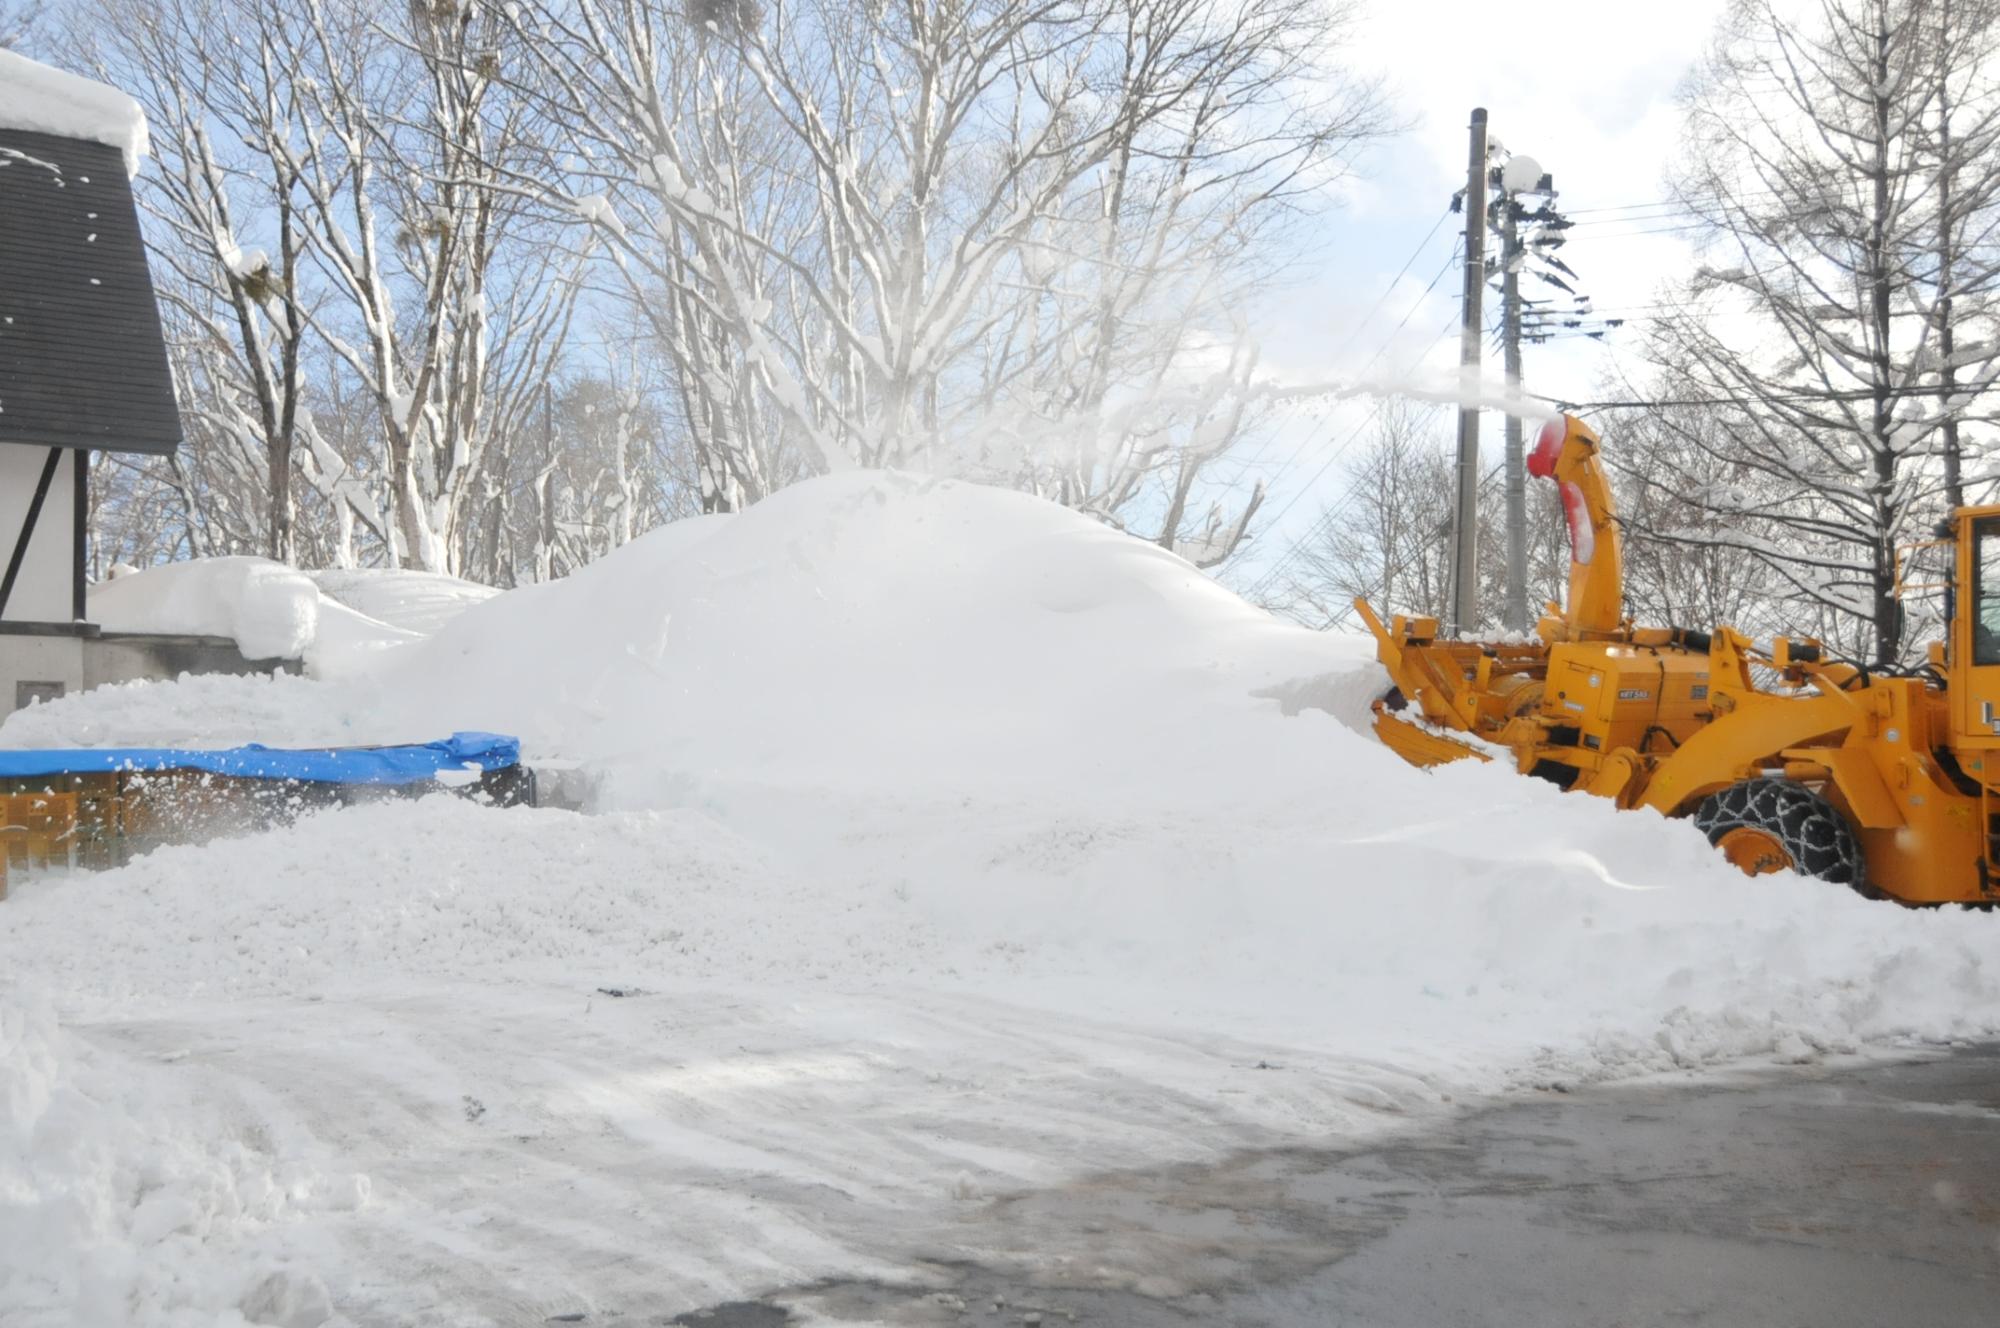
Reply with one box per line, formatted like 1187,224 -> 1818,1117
1323,206 -> 1455,364
1252,181 -> 1610,607
1253,312 -> 1459,541
1250,240 -> 1462,485
1243,261 -> 1988,607
1559,187 -> 1791,218
1241,318 -> 1460,602
1565,222 -> 1713,242
1537,295 -> 2000,321
1243,192 -> 1800,606
1556,382 -> 2000,411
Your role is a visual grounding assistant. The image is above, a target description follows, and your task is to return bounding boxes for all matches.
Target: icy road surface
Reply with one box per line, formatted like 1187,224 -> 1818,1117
751,1045 -> 2000,1327
6,474 -> 2000,1324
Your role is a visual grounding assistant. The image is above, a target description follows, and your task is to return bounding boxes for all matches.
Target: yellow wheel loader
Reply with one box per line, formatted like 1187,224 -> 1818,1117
1356,414 -> 2000,905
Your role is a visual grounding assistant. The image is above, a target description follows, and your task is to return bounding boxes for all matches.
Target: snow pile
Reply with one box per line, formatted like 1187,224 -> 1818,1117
0,670 -> 384,751
8,471 -> 2000,1320
0,985 -> 362,1327
385,472 -> 1377,796
0,51 -> 149,174
23,476 -> 1371,769
304,568 -> 497,637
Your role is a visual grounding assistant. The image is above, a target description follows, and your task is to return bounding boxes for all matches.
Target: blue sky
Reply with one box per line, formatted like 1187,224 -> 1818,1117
1232,0 -> 1733,587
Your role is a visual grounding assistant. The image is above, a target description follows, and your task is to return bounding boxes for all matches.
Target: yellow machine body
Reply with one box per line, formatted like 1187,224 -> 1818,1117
1358,414 -> 2000,906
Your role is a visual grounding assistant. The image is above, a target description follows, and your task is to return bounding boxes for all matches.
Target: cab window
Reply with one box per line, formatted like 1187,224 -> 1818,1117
1977,520 -> 2000,665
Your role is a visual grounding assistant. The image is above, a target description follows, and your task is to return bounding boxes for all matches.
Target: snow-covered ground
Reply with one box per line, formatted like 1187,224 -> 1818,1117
6,473 -> 2000,1326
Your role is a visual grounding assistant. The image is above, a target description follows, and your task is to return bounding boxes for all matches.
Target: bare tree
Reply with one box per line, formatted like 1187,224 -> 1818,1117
1645,0 -> 2000,664
77,0 -> 587,574
505,370 -> 681,580
1264,399 -> 1573,632
83,0 -> 389,565
1269,402 -> 1456,627
503,0 -> 1385,564
271,0 -> 583,572
65,0 -> 1391,583
0,0 -> 42,50
1925,0 -> 2000,505
1602,396 -> 1795,638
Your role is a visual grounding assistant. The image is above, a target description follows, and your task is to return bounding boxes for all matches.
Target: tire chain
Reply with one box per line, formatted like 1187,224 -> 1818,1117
1691,778 -> 1865,887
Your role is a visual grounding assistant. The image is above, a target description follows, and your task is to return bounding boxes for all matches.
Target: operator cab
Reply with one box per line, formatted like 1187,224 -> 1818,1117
1950,508 -> 2000,747
1974,518 -> 2000,665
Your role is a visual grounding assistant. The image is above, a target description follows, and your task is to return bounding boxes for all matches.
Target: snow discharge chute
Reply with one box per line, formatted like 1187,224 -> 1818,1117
1528,416 -> 1596,569
1526,415 -> 1567,480
1523,415 -> 1622,638
1560,484 -> 1596,566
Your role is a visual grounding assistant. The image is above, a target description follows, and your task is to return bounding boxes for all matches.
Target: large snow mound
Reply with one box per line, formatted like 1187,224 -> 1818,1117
21,474 -> 1379,778
383,471 -> 1379,796
0,51 -> 148,174
6,470 -> 2000,1322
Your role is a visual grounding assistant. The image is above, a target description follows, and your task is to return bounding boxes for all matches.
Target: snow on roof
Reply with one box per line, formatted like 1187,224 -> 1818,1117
88,557 -> 421,674
0,50 -> 148,175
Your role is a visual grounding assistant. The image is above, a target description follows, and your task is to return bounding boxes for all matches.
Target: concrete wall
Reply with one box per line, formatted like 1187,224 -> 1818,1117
86,633 -> 298,689
0,632 -> 85,714
2,448 -> 302,726
0,445 -> 78,624
0,628 -> 297,723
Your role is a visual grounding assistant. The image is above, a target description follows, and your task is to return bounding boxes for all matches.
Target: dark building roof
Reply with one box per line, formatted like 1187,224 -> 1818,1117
0,127 -> 181,456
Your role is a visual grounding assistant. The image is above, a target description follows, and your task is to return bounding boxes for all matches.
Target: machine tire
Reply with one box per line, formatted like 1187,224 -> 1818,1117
1691,779 -> 1865,888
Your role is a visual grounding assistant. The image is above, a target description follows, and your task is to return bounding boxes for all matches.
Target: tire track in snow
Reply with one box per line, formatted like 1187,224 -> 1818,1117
74,978 -> 1454,1323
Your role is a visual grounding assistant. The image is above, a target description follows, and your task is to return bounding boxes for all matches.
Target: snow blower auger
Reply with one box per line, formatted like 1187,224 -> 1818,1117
1356,413 -> 2000,906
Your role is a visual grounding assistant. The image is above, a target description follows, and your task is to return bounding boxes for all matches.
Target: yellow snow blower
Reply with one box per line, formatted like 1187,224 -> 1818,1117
1358,414 -> 2000,905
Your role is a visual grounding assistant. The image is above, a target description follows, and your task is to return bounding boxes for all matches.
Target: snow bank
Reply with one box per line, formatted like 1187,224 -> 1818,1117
22,479 -> 1372,772
0,51 -> 148,174
9,791 -> 1997,1071
8,471 -> 2000,1320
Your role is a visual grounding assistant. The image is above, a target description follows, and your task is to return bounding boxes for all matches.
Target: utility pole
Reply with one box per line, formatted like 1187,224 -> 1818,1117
1939,0 -> 1962,513
1499,198 -> 1528,634
1492,153 -> 1557,633
1449,107 -> 1489,637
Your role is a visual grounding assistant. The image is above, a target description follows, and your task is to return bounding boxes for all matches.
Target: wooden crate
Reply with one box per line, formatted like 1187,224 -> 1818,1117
0,761 -> 532,899
0,790 -> 81,899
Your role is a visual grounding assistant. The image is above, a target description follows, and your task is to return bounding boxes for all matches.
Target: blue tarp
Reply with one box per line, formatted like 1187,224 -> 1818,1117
0,731 -> 521,785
